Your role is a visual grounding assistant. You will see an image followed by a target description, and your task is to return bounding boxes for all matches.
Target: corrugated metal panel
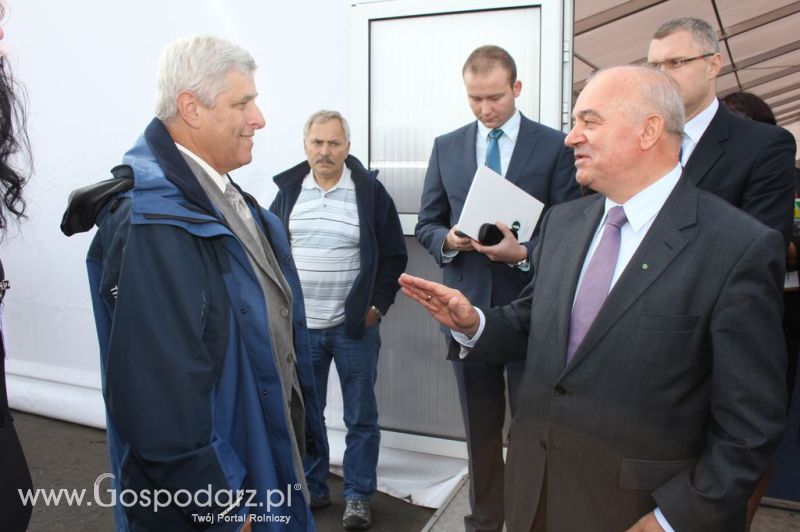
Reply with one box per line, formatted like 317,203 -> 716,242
377,239 -> 465,438
367,5 -> 543,438
369,7 -> 541,214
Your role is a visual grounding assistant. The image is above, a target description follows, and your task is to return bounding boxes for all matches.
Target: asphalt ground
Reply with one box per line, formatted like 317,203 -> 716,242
16,410 -> 798,532
12,411 -> 433,532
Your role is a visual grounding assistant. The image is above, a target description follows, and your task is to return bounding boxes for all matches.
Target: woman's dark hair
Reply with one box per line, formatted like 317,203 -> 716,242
0,6 -> 30,230
721,92 -> 777,126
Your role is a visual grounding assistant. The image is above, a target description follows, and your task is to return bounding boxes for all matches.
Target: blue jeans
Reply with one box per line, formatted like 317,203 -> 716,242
304,323 -> 381,501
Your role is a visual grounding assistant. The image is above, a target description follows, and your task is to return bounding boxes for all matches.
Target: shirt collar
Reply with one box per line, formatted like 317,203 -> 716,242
602,164 -> 683,234
477,109 -> 521,143
683,98 -> 718,146
175,143 -> 229,191
302,165 -> 354,191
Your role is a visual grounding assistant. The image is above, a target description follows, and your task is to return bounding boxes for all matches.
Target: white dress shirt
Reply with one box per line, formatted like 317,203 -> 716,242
681,99 -> 718,166
175,143 -> 228,190
572,164 -> 683,303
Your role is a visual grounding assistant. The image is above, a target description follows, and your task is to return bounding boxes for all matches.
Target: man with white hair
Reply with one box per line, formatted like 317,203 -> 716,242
400,66 -> 787,531
77,35 -> 323,531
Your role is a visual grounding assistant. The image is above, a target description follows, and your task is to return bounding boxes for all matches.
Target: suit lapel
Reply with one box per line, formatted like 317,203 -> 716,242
463,121 -> 479,180
562,181 -> 697,374
464,121 -> 479,169
448,123 -> 479,219
683,105 -> 729,188
505,115 -> 539,187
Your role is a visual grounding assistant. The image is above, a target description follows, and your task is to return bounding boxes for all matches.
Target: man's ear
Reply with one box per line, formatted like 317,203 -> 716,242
640,114 -> 664,151
512,79 -> 522,98
707,52 -> 722,80
176,91 -> 201,128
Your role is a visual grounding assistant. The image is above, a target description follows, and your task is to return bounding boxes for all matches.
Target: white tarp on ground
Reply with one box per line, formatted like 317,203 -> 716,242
7,355 -> 468,507
329,431 -> 468,508
322,370 -> 468,508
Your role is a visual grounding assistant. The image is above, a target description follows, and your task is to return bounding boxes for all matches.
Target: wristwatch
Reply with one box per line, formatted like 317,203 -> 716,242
370,305 -> 383,323
513,258 -> 531,272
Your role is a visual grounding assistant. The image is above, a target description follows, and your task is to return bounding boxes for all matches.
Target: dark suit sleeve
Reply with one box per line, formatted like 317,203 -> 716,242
415,137 -> 453,266
740,126 -> 796,248
466,209 -> 558,363
469,282 -> 533,363
653,228 -> 787,532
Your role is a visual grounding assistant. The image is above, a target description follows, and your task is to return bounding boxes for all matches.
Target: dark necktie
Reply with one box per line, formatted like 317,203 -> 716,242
566,206 -> 628,363
485,128 -> 503,174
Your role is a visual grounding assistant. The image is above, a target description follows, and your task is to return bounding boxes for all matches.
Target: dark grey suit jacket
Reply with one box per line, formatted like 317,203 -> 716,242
470,178 -> 787,532
415,113 -> 579,314
683,103 -> 796,247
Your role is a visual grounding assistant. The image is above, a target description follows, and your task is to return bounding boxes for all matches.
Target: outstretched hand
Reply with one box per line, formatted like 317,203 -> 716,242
398,273 -> 480,337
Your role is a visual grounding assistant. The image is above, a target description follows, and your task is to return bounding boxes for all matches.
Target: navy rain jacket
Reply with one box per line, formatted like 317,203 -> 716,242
85,119 -> 324,531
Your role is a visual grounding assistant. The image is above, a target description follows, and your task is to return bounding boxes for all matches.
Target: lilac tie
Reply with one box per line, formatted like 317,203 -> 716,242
566,206 -> 628,363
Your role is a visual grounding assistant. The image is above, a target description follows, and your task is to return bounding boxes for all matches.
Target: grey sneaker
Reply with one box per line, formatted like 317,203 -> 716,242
342,498 -> 372,530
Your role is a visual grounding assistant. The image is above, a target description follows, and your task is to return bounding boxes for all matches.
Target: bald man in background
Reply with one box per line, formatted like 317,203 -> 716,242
647,17 -> 795,246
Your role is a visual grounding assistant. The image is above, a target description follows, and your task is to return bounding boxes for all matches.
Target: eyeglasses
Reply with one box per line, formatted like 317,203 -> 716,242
648,53 -> 716,70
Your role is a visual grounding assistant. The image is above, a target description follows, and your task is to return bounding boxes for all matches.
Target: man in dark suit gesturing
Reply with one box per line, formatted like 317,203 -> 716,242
415,45 -> 579,532
402,66 -> 787,532
647,17 -> 796,246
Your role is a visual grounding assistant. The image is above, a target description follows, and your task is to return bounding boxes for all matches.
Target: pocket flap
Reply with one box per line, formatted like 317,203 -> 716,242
618,457 -> 697,491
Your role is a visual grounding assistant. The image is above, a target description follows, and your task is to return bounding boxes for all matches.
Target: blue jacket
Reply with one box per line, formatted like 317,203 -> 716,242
270,155 -> 407,339
85,118 -> 323,531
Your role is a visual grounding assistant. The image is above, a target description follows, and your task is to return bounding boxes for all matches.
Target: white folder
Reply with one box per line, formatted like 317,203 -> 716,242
456,165 -> 544,242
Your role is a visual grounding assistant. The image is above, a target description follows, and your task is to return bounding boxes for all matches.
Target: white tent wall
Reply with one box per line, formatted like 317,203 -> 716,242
2,0 -> 353,424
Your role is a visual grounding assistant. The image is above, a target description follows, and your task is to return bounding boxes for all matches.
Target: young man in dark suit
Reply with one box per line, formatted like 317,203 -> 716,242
415,45 -> 579,532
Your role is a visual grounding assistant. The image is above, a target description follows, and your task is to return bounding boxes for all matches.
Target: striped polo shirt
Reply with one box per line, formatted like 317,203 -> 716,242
289,167 -> 360,330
